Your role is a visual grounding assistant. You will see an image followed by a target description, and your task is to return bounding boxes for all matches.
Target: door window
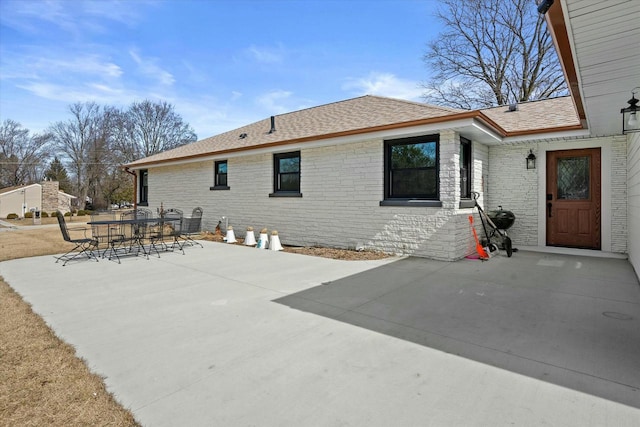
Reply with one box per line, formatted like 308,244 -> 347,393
557,156 -> 589,200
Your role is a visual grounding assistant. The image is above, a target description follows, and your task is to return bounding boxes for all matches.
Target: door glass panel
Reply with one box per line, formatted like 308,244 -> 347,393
557,156 -> 590,200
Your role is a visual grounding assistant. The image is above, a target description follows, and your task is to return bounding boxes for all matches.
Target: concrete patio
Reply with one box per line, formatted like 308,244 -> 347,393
1,242 -> 639,426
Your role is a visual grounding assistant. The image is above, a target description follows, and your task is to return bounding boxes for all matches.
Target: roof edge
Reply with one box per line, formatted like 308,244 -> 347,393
125,111 -> 507,169
545,0 -> 587,128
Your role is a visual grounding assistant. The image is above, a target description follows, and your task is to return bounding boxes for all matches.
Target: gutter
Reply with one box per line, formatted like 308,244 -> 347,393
124,109 -> 585,170
124,167 -> 137,209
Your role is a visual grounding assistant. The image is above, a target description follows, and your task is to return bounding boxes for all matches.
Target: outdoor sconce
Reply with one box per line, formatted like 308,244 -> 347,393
621,89 -> 640,134
526,149 -> 537,169
537,0 -> 554,15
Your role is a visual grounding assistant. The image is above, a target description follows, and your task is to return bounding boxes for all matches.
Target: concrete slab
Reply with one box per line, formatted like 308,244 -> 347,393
2,242 -> 639,426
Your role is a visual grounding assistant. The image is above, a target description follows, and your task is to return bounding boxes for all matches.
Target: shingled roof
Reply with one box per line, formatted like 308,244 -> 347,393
480,96 -> 581,134
125,95 -> 580,168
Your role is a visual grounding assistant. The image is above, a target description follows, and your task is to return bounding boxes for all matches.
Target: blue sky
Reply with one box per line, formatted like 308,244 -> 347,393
0,0 -> 443,139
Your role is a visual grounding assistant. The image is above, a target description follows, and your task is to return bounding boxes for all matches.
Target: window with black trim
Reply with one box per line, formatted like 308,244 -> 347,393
139,169 -> 148,205
460,137 -> 472,199
384,135 -> 439,200
273,151 -> 300,195
211,160 -> 229,190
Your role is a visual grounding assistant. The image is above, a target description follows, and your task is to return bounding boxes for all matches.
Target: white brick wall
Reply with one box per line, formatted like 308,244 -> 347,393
611,136 -> 627,254
626,132 -> 640,276
147,133 -> 628,260
148,133 -> 484,261
488,144 -> 539,246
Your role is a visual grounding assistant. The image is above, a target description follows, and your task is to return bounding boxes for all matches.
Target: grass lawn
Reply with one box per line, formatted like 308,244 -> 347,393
0,221 -> 140,426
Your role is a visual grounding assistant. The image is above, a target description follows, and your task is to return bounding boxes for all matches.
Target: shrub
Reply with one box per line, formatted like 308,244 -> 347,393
25,211 -> 33,218
64,212 -> 71,217
51,211 -> 59,217
41,211 -> 49,218
77,210 -> 87,216
6,213 -> 18,220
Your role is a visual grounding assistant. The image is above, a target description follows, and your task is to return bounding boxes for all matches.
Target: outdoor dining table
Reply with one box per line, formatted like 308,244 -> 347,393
87,216 -> 182,263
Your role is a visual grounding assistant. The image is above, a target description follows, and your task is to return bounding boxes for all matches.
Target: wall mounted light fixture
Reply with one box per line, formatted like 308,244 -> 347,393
537,0 -> 554,15
526,149 -> 537,170
621,89 -> 640,134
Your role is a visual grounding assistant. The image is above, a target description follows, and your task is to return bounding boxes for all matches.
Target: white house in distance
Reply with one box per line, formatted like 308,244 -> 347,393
124,0 -> 640,279
0,181 -> 75,218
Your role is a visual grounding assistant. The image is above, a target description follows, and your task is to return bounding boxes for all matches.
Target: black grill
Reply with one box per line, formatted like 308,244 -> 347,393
487,208 -> 515,230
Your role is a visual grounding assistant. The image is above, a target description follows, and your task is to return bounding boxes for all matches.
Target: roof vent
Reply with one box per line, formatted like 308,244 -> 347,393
268,115 -> 276,134
508,103 -> 518,112
239,133 -> 247,139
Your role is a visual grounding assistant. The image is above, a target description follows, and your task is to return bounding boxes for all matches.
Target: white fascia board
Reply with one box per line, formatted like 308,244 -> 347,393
501,128 -> 590,144
2,183 -> 42,195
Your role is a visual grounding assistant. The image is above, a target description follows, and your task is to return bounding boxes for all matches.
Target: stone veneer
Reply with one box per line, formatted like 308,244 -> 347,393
41,180 -> 60,214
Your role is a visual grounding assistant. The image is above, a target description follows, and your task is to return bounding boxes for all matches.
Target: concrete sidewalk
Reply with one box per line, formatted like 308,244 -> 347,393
1,242 -> 639,426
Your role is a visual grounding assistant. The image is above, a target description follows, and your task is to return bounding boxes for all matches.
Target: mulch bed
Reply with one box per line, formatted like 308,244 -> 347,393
199,231 -> 390,261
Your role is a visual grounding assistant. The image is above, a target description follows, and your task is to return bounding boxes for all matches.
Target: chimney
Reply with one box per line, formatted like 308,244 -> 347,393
268,115 -> 276,134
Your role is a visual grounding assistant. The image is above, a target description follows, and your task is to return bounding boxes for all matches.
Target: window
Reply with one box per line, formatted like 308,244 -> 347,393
139,169 -> 148,205
384,135 -> 439,200
271,151 -> 301,196
460,137 -> 472,199
211,160 -> 229,190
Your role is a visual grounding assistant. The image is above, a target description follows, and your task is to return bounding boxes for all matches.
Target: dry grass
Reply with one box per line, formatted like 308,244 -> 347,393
0,221 -> 140,426
0,221 -> 388,426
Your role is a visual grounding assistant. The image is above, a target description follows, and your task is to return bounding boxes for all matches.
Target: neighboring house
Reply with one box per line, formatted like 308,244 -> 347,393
124,0 -> 640,279
0,181 -> 75,218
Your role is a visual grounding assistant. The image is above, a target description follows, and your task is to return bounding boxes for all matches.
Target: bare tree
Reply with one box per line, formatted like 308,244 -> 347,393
422,0 -> 567,109
49,103 -> 115,209
120,100 -> 196,160
0,119 -> 52,187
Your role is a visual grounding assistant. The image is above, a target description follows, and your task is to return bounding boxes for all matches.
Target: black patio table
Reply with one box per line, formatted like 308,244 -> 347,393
87,216 -> 181,263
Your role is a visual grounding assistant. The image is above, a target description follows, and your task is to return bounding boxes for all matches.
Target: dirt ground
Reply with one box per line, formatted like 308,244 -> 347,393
199,230 -> 390,261
0,220 -> 388,426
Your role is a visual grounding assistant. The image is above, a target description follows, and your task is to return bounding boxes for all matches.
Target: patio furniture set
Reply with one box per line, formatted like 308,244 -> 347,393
55,207 -> 203,266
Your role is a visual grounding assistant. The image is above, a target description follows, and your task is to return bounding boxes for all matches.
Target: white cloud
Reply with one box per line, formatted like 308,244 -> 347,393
246,45 -> 284,64
17,81 -> 125,105
0,0 -> 148,35
129,49 -> 175,86
255,90 -> 294,114
342,72 -> 423,101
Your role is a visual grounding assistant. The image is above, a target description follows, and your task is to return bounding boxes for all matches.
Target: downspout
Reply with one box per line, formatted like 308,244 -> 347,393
124,167 -> 137,209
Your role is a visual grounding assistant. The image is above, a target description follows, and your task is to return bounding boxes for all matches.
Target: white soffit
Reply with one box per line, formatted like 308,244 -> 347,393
563,0 -> 640,137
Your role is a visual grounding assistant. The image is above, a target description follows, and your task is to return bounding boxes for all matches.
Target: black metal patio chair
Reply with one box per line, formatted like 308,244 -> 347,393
107,209 -> 151,263
160,210 -> 184,254
90,211 -> 116,257
175,207 -> 204,250
55,211 -> 99,266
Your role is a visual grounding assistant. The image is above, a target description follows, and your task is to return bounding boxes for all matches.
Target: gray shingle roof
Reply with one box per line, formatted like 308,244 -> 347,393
126,95 -> 580,168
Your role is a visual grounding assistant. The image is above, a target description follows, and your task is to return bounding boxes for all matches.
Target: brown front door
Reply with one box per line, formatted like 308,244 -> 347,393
546,148 -> 601,249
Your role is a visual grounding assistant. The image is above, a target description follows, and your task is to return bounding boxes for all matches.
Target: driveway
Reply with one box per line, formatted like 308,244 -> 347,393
1,242 -> 639,426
